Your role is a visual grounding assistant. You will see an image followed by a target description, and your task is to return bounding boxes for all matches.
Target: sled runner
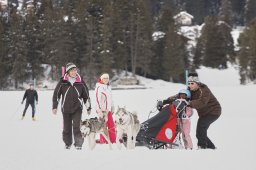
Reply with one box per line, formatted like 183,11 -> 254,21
135,99 -> 188,149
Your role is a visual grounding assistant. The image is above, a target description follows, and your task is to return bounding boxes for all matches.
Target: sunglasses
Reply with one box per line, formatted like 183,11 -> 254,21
188,82 -> 195,85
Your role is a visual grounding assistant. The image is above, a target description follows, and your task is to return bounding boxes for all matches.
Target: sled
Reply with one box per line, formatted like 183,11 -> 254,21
135,99 -> 187,149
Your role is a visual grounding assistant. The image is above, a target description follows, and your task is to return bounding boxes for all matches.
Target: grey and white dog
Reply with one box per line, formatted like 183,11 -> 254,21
113,106 -> 140,149
80,117 -> 112,150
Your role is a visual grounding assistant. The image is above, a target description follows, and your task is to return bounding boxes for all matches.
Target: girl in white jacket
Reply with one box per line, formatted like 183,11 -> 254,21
95,73 -> 116,143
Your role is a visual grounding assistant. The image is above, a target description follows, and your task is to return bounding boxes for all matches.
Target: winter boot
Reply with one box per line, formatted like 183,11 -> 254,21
75,146 -> 82,150
21,116 -> 25,120
65,145 -> 71,149
32,117 -> 36,121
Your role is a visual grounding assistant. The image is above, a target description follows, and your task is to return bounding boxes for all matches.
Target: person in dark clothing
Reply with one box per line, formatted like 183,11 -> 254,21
21,84 -> 38,121
187,73 -> 221,149
52,63 -> 91,150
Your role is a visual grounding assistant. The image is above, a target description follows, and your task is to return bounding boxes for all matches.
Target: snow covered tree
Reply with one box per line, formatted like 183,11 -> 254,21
198,16 -> 234,69
238,19 -> 256,84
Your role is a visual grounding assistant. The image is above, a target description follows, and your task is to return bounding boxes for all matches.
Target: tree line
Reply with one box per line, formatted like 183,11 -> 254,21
0,0 -> 256,89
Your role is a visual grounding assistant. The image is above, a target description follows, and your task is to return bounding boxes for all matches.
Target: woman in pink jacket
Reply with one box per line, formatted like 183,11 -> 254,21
95,73 -> 116,144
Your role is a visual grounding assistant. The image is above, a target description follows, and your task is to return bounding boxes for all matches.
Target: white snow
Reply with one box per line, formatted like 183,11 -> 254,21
152,31 -> 165,41
1,66 -> 256,170
231,26 -> 245,51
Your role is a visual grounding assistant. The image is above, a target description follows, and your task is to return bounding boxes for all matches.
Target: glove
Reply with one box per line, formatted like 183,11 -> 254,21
157,100 -> 163,111
21,101 -> 24,104
52,109 -> 57,115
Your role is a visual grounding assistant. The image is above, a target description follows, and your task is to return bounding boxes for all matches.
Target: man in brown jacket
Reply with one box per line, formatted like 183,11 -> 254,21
188,73 -> 221,149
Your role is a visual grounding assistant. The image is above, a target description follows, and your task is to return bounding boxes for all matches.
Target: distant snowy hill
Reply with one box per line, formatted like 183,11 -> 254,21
196,64 -> 240,86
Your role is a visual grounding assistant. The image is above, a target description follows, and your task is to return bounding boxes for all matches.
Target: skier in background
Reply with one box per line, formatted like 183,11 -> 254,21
21,84 -> 38,121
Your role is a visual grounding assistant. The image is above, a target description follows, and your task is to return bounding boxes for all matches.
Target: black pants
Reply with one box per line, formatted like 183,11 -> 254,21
23,102 -> 35,117
62,110 -> 84,147
196,114 -> 220,149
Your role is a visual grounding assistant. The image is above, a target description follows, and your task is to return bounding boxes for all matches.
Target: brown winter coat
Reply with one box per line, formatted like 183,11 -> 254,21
189,83 -> 221,117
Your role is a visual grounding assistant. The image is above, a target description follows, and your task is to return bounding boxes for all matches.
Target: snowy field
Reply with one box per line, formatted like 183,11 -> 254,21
1,66 -> 256,170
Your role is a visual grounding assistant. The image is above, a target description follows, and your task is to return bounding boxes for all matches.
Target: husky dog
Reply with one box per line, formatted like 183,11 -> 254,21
80,117 -> 112,150
113,106 -> 140,149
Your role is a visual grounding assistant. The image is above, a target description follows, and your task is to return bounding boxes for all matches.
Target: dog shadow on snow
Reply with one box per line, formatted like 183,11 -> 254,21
80,106 -> 140,150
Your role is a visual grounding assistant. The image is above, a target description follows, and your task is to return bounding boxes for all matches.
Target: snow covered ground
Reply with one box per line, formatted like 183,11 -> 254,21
1,66 -> 256,170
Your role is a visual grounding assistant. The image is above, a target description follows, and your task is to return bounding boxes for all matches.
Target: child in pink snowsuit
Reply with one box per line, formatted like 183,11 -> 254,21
95,73 -> 116,144
160,89 -> 194,149
179,105 -> 193,149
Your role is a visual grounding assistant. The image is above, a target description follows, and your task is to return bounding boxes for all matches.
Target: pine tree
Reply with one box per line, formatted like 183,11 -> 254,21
0,16 -> 9,89
23,8 -> 44,80
9,8 -> 28,88
72,0 -> 91,80
244,0 -> 256,25
199,16 -> 233,69
193,36 -> 205,69
218,0 -> 235,63
111,0 -> 131,73
237,29 -> 250,84
219,0 -> 233,26
238,19 -> 256,83
231,0 -> 245,25
163,25 -> 186,83
135,0 -> 153,77
38,0 -> 61,80
185,0 -> 208,24
127,0 -> 153,77
150,7 -> 175,79
99,1 -> 114,75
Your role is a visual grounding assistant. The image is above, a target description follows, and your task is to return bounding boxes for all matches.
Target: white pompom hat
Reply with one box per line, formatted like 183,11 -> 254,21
66,62 -> 77,73
188,72 -> 200,83
100,73 -> 109,80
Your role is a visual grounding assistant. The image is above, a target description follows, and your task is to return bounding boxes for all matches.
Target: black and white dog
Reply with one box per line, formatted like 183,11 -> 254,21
80,117 -> 112,150
113,106 -> 140,149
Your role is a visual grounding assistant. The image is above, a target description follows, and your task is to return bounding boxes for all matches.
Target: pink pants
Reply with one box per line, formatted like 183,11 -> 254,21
180,119 -> 193,149
99,111 -> 116,143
